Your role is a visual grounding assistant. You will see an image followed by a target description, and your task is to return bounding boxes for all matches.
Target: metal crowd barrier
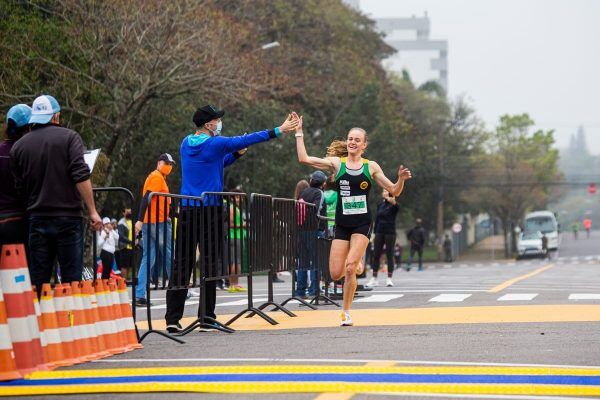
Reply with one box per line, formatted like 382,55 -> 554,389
135,191 -> 338,342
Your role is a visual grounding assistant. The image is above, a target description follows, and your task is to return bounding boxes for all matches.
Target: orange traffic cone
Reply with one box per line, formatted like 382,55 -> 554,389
69,282 -> 97,361
0,244 -> 47,375
107,279 -> 130,351
39,284 -> 71,367
116,278 -> 142,350
0,282 -> 20,381
53,284 -> 82,365
32,286 -> 55,370
93,280 -> 127,354
80,280 -> 110,359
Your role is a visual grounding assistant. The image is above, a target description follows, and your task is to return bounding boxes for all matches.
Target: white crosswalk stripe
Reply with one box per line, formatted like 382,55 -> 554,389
497,293 -> 538,301
568,294 -> 600,300
354,294 -> 404,303
428,293 -> 472,302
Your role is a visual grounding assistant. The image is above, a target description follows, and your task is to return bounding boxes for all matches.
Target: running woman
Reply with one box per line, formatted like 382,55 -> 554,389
293,113 -> 412,326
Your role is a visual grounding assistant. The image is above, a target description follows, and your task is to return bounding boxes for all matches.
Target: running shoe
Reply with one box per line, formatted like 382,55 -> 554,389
166,323 -> 182,334
235,285 -> 247,292
227,286 -> 238,293
340,311 -> 353,326
365,277 -> 378,287
386,278 -> 394,287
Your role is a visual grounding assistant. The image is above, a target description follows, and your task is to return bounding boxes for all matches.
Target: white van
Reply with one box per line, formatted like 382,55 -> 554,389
523,211 -> 559,251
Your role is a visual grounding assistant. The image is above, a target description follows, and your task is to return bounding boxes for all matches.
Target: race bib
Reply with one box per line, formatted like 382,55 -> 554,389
342,195 -> 368,215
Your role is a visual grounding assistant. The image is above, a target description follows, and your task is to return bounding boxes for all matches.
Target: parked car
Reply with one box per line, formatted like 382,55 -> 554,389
517,231 -> 545,259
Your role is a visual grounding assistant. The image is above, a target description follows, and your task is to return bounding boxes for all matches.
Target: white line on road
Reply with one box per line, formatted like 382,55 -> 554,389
497,293 -> 538,301
568,294 -> 600,300
91,357 -> 600,370
217,298 -> 267,307
354,294 -> 404,303
428,293 -> 472,302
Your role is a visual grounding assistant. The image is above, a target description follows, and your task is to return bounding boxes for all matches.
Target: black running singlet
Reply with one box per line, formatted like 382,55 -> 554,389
335,157 -> 373,227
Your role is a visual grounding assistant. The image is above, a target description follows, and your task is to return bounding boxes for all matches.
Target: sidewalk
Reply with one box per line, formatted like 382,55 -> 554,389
458,235 -> 508,261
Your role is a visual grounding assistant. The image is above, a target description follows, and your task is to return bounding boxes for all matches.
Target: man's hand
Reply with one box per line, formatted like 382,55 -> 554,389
89,211 -> 102,231
278,113 -> 300,133
135,221 -> 143,235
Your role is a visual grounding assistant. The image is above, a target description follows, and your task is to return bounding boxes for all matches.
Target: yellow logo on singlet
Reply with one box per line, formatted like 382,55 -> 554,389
360,181 -> 368,190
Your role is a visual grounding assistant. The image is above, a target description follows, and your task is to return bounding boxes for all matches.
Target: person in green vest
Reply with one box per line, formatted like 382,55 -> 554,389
324,175 -> 338,238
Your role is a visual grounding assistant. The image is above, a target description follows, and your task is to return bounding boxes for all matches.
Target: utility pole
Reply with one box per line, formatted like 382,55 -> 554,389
436,127 -> 444,261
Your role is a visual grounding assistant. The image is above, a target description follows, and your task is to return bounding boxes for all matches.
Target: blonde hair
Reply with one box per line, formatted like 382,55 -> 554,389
326,128 -> 368,158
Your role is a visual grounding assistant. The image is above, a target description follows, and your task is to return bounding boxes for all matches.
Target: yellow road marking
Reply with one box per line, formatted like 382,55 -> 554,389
137,304 -> 600,331
489,263 -> 555,293
364,361 -> 397,367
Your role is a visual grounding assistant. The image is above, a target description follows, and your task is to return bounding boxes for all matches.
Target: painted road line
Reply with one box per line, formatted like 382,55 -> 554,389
89,357 -> 600,370
136,305 -> 600,331
355,294 -> 404,303
488,263 -> 554,293
314,393 -> 354,400
428,294 -> 471,302
497,293 -> 538,301
569,294 -> 600,300
217,298 -> 267,307
4,365 -> 600,397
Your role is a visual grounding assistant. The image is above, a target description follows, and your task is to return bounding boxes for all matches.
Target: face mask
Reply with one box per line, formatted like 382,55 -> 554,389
125,212 -> 132,219
159,164 -> 172,176
207,120 -> 222,136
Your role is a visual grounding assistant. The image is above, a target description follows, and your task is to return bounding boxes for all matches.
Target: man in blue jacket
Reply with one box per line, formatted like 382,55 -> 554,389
165,105 -> 298,333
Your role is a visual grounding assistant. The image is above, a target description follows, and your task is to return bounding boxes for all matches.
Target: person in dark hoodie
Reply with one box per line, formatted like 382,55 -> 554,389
0,104 -> 31,250
10,95 -> 102,293
406,218 -> 426,271
165,105 -> 298,333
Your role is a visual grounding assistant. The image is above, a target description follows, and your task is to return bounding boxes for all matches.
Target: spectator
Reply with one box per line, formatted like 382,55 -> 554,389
97,217 -> 119,280
583,218 -> 592,239
571,220 -> 579,240
443,234 -> 453,262
227,188 -> 248,292
367,189 -> 399,288
323,176 -> 337,238
116,208 -> 134,280
295,171 -> 327,299
393,242 -> 403,270
134,153 -> 175,306
165,105 -> 298,333
406,218 -> 426,271
541,232 -> 549,259
10,95 -> 102,293
0,104 -> 31,251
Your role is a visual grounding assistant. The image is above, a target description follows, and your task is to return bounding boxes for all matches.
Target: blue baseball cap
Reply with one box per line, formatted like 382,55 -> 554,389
6,104 -> 32,127
29,95 -> 61,124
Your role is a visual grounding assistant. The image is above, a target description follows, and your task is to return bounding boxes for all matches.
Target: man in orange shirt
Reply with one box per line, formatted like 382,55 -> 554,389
583,218 -> 592,239
134,153 -> 175,306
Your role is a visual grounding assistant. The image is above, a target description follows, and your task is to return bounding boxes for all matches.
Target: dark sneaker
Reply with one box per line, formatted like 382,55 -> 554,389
198,323 -> 219,332
272,276 -> 285,283
135,298 -> 153,307
166,323 -> 183,333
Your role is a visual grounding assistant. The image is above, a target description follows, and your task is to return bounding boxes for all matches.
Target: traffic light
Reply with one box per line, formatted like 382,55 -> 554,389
588,183 -> 597,194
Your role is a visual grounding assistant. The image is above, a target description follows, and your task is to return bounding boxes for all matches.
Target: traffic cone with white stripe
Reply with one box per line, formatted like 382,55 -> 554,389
80,280 -> 110,359
32,286 -> 55,370
0,244 -> 47,374
69,282 -> 97,361
116,278 -> 142,350
93,279 -> 127,354
107,279 -> 131,351
39,284 -> 71,367
0,282 -> 20,380
52,284 -> 82,365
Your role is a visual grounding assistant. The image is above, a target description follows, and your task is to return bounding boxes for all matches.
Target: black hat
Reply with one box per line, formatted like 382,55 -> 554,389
193,105 -> 225,127
310,170 -> 328,186
158,153 -> 176,165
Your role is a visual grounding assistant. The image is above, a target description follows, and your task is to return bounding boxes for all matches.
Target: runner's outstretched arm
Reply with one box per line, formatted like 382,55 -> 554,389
370,161 -> 412,197
294,114 -> 340,173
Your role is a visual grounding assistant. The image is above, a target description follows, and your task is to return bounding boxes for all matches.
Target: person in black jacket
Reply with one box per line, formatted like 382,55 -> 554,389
406,218 -> 426,271
366,189 -> 399,287
115,208 -> 134,280
10,95 -> 102,293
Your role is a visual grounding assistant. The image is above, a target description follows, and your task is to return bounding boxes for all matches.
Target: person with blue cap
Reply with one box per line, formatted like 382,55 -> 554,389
10,95 -> 103,294
0,104 -> 31,250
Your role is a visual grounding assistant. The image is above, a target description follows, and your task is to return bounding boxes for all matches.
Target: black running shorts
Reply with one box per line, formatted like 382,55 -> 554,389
334,223 -> 372,241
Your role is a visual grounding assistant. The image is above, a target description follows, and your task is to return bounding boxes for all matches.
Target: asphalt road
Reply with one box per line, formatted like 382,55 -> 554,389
12,231 -> 600,400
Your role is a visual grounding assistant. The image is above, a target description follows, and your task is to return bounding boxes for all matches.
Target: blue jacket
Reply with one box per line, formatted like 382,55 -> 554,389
180,129 -> 279,205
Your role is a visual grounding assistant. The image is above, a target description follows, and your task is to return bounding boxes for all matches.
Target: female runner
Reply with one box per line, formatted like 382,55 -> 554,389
293,114 -> 412,326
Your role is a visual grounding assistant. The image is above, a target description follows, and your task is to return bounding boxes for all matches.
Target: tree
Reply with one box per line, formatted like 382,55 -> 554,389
467,114 -> 560,256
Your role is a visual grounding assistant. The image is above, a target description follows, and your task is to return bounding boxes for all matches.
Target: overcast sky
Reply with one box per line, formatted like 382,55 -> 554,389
356,0 -> 600,154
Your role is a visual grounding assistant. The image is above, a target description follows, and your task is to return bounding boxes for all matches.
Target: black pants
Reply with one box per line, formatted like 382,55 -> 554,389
28,217 -> 83,294
166,206 -> 223,325
408,246 -> 424,270
100,249 -> 115,280
372,233 -> 396,277
0,216 -> 28,253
